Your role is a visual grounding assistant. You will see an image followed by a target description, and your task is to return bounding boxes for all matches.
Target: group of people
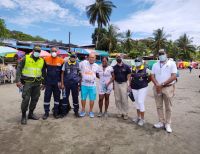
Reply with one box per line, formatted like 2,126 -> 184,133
16,46 -> 177,133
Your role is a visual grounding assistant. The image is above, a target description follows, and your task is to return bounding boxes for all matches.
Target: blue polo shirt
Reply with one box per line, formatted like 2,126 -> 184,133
113,63 -> 131,83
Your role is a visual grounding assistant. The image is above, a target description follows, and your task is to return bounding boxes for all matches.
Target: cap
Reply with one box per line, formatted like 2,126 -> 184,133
33,46 -> 41,52
135,57 -> 142,62
158,49 -> 166,53
70,52 -> 76,58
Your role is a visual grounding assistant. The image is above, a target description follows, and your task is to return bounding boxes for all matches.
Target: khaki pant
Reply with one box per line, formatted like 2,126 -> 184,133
114,81 -> 129,115
153,85 -> 175,124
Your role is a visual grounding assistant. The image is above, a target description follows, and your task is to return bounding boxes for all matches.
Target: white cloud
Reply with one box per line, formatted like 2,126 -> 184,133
0,0 -> 89,26
0,0 -> 17,9
115,0 -> 200,45
64,0 -> 95,12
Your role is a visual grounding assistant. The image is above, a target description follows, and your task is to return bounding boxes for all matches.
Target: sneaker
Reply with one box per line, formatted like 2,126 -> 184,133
123,114 -> 129,120
138,119 -> 145,126
103,112 -> 109,118
79,111 -> 86,117
97,112 -> 103,117
154,122 -> 164,128
89,112 -> 95,118
117,114 -> 122,118
165,124 -> 172,133
132,117 -> 141,123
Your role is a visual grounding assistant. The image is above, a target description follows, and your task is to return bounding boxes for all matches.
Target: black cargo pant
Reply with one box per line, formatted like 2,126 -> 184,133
21,82 -> 41,113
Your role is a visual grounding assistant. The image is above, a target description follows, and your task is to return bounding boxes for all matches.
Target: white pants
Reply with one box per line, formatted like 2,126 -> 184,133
132,87 -> 148,112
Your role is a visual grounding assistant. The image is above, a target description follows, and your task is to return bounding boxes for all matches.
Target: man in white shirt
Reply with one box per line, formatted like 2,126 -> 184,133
151,49 -> 177,133
79,53 -> 99,118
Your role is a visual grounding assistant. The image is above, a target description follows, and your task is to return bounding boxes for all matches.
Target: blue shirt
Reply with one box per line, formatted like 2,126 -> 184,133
113,63 -> 131,83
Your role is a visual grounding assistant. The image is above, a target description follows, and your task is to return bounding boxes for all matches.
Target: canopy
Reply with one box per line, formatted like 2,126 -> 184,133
70,48 -> 109,56
5,53 -> 16,58
57,49 -> 68,55
0,46 -> 18,57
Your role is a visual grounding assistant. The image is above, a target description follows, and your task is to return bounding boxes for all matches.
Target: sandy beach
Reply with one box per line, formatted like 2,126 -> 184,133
0,69 -> 200,154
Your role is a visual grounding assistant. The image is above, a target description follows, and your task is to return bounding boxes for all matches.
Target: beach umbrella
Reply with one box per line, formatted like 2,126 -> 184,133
0,46 -> 18,57
57,49 -> 68,55
16,50 -> 25,58
30,50 -> 51,57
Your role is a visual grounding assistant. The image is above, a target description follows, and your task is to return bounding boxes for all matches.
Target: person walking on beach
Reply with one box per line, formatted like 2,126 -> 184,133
129,57 -> 151,126
61,53 -> 81,118
151,49 -> 177,133
16,46 -> 45,125
113,54 -> 131,120
42,47 -> 64,120
79,53 -> 99,118
97,57 -> 114,117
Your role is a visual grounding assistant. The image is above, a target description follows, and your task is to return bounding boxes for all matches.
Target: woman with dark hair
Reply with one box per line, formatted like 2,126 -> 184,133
97,57 -> 114,117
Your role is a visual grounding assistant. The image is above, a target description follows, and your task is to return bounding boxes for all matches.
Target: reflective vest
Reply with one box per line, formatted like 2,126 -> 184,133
22,54 -> 44,78
131,65 -> 149,90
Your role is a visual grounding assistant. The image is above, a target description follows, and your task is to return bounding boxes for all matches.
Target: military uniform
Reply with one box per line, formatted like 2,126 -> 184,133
16,53 -> 45,124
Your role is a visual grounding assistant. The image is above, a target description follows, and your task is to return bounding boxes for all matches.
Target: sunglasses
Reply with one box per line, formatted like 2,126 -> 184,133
135,60 -> 141,62
158,53 -> 165,56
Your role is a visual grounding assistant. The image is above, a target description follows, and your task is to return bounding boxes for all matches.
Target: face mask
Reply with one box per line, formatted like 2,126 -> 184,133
159,54 -> 167,62
135,62 -> 142,67
116,58 -> 122,63
33,52 -> 40,58
51,52 -> 57,57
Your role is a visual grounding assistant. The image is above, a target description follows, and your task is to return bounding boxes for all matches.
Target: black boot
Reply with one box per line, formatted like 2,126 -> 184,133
28,111 -> 39,120
42,112 -> 49,120
74,112 -> 80,118
21,112 -> 27,125
53,112 -> 60,119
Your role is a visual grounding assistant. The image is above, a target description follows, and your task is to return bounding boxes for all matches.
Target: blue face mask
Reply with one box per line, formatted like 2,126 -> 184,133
33,52 -> 40,58
159,54 -> 167,62
135,62 -> 142,67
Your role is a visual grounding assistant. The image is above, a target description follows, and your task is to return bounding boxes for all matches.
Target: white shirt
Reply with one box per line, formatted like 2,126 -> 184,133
80,60 -> 99,86
152,60 -> 177,84
97,65 -> 113,84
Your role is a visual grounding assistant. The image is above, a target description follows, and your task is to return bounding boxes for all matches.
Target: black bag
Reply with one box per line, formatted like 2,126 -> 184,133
128,91 -> 135,102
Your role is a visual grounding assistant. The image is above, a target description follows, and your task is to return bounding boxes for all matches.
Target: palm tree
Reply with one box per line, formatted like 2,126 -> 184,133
122,30 -> 133,53
86,0 -> 116,48
99,24 -> 119,53
151,28 -> 169,56
175,33 -> 196,60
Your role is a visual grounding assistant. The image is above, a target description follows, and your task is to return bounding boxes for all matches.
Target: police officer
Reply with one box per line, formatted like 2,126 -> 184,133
42,47 -> 64,120
61,53 -> 81,117
129,57 -> 151,126
16,46 -> 45,125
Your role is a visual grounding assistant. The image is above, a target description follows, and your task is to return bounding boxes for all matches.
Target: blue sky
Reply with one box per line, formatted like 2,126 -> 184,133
0,0 -> 200,45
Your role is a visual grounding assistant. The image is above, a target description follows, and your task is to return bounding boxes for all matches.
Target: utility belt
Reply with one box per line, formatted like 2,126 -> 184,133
21,75 -> 43,84
116,81 -> 127,84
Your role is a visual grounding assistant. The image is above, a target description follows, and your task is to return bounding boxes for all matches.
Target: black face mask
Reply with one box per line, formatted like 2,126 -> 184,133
116,58 -> 122,63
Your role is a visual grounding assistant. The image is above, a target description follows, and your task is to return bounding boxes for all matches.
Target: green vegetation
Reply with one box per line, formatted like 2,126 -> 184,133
87,1 -> 198,61
0,18 -> 46,42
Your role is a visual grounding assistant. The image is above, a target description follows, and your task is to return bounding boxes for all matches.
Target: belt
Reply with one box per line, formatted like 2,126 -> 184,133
116,81 -> 126,84
163,84 -> 173,87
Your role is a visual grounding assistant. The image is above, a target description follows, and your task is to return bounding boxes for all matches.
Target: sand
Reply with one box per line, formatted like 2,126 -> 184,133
0,69 -> 200,154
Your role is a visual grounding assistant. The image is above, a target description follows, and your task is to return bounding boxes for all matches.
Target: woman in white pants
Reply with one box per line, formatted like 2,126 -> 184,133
129,57 -> 151,126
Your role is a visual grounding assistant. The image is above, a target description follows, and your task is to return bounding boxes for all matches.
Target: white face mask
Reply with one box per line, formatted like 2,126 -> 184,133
51,52 -> 57,57
33,52 -> 40,58
135,62 -> 142,67
159,54 -> 167,62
